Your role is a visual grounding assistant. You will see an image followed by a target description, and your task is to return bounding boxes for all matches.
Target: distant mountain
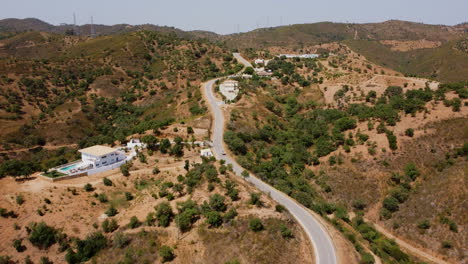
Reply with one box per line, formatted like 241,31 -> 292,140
222,20 -> 466,49
0,18 -> 220,40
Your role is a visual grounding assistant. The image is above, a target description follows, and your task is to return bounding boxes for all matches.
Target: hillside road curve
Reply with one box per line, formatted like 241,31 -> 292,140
202,55 -> 338,263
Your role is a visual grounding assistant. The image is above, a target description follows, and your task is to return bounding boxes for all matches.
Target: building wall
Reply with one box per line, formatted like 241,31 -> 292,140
81,151 -> 126,168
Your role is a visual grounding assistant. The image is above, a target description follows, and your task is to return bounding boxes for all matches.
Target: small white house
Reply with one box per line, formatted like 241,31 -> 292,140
127,138 -> 146,150
200,148 -> 213,157
254,59 -> 265,65
79,145 -> 127,169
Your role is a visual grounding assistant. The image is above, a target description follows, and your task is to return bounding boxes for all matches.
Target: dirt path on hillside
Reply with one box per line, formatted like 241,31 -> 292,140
365,218 -> 456,264
0,144 -> 77,153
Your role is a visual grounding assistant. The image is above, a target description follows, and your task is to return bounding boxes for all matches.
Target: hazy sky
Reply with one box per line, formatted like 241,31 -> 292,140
2,0 -> 467,34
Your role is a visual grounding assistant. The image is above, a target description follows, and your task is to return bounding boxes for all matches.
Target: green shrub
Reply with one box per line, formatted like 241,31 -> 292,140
417,219 -> 431,230
209,194 -> 227,212
153,167 -> 160,175
205,211 -> 223,227
83,184 -> 94,192
405,128 -> 414,137
159,245 -> 175,262
28,222 -> 58,249
16,195 -> 25,205
441,241 -> 453,249
105,206 -> 118,217
279,224 -> 293,238
352,199 -> 367,210
120,164 -> 130,176
103,177 -> 113,186
102,219 -> 119,233
249,218 -> 264,232
359,253 -> 375,264
275,204 -> 286,213
155,202 -> 174,227
125,192 -> 133,201
249,193 -> 263,207
382,197 -> 399,212
40,257 -> 53,264
98,193 -> 108,203
223,208 -> 238,223
128,216 -> 141,229
113,232 -> 131,249
404,163 -> 420,181
12,238 -> 25,252
65,232 -> 107,264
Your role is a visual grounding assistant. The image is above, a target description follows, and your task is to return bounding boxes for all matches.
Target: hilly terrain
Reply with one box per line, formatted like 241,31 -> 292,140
0,17 -> 467,264
221,44 -> 467,263
0,29 -> 243,171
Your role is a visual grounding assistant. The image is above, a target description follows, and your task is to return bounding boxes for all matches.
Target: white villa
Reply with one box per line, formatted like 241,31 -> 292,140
52,145 -> 130,177
79,145 -> 127,169
219,80 -> 240,101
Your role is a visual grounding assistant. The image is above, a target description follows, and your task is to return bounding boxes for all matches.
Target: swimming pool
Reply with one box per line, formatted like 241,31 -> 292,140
60,163 -> 79,171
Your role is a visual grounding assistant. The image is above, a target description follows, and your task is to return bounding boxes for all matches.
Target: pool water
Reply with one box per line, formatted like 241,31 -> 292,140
60,164 -> 79,171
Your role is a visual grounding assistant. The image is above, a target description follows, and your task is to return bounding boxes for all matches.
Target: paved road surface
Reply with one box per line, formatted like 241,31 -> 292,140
202,73 -> 338,264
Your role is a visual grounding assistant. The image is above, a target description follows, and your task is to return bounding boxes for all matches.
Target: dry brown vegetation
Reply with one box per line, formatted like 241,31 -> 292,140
0,144 -> 314,263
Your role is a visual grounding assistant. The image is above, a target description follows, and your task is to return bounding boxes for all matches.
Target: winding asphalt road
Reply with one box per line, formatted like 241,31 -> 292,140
202,53 -> 338,264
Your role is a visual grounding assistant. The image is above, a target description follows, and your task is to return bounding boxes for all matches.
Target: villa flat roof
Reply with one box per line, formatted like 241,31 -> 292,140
79,145 -> 117,157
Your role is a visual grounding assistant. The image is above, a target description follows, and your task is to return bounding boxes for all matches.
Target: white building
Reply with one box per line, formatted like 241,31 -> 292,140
254,59 -> 265,65
200,148 -> 213,157
127,138 -> 146,150
279,54 -> 319,59
79,145 -> 127,169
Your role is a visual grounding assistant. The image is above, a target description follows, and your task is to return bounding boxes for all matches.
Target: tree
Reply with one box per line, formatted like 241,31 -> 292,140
209,194 -> 227,212
170,144 -> 184,157
159,245 -> 175,262
243,67 -> 254,75
249,218 -> 264,232
241,170 -> 249,178
155,202 -> 174,227
0,159 -> 38,179
142,135 -> 158,150
120,163 -> 130,176
187,127 -> 194,134
160,139 -> 171,154
205,211 -> 223,227
103,177 -> 113,186
28,222 -> 58,249
65,232 -> 107,264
